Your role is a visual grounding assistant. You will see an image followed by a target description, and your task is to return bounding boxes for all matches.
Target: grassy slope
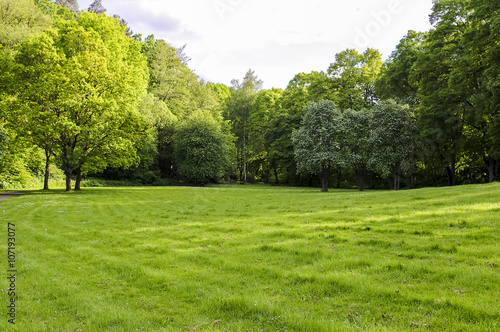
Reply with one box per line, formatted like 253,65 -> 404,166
1,184 -> 499,331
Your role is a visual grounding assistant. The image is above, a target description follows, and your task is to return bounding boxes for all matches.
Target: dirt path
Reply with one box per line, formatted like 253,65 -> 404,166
0,191 -> 25,202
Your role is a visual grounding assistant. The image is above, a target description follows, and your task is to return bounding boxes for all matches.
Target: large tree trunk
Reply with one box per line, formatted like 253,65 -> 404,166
445,166 -> 454,187
44,151 -> 50,190
394,165 -> 401,190
356,167 -> 365,191
487,159 -> 498,183
445,166 -> 455,186
274,168 -> 279,184
445,157 -> 456,186
65,167 -> 72,192
75,169 -> 82,191
320,166 -> 330,192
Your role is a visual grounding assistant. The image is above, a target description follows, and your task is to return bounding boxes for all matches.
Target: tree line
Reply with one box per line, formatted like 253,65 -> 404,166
0,0 -> 498,191
224,0 -> 500,191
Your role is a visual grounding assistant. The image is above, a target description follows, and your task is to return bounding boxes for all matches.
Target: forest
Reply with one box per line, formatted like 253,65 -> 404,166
0,0 -> 498,192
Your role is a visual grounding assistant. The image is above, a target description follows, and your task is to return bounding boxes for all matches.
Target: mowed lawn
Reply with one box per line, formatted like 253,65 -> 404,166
1,184 -> 499,331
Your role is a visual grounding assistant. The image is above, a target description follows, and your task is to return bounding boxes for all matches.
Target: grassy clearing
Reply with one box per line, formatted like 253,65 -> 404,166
1,184 -> 499,331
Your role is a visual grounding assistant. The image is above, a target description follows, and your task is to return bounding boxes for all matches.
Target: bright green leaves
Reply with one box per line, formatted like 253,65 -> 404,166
135,34 -> 230,182
328,48 -> 383,111
0,0 -> 52,49
143,37 -> 199,117
9,11 -> 149,190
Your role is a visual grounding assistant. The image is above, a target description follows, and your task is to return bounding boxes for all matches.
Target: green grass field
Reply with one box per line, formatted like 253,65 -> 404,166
1,184 -> 499,331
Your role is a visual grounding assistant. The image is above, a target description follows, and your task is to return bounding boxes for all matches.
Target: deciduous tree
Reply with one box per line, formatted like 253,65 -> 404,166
13,12 -> 148,191
455,0 -> 500,182
0,0 -> 52,49
369,100 -> 417,190
328,48 -> 382,111
292,100 -> 343,192
174,111 -> 234,185
340,108 -> 372,191
376,30 -> 425,106
412,0 -> 470,186
225,69 -> 262,182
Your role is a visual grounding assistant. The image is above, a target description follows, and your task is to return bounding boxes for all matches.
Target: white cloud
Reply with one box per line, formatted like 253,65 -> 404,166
79,0 -> 433,89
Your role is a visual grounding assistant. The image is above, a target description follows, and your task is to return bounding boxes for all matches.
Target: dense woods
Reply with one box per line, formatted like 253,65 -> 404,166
0,0 -> 498,191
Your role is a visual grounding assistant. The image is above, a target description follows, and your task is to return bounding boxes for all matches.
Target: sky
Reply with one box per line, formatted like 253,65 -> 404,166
78,0 -> 434,89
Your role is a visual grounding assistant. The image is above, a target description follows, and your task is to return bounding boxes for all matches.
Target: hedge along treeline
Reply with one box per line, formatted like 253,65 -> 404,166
223,0 -> 500,189
0,0 -> 234,189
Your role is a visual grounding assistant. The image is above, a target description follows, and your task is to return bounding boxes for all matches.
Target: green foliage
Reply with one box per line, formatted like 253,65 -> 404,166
246,88 -> 283,181
0,0 -> 52,49
412,0 -> 475,186
264,72 -> 333,185
266,112 -> 295,183
0,125 -> 7,158
142,36 -> 206,118
455,0 -> 500,181
292,100 -> 343,191
207,82 -> 231,104
33,0 -> 60,17
138,35 -> 229,181
328,48 -> 382,111
377,30 -> 425,105
339,108 -> 372,191
1,0 -> 498,190
174,111 -> 234,185
369,100 -> 418,189
99,93 -> 178,185
10,11 -> 149,190
224,69 -> 263,181
0,127 -> 46,188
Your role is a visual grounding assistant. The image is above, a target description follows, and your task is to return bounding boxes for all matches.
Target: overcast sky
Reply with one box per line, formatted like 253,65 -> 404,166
78,0 -> 434,89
